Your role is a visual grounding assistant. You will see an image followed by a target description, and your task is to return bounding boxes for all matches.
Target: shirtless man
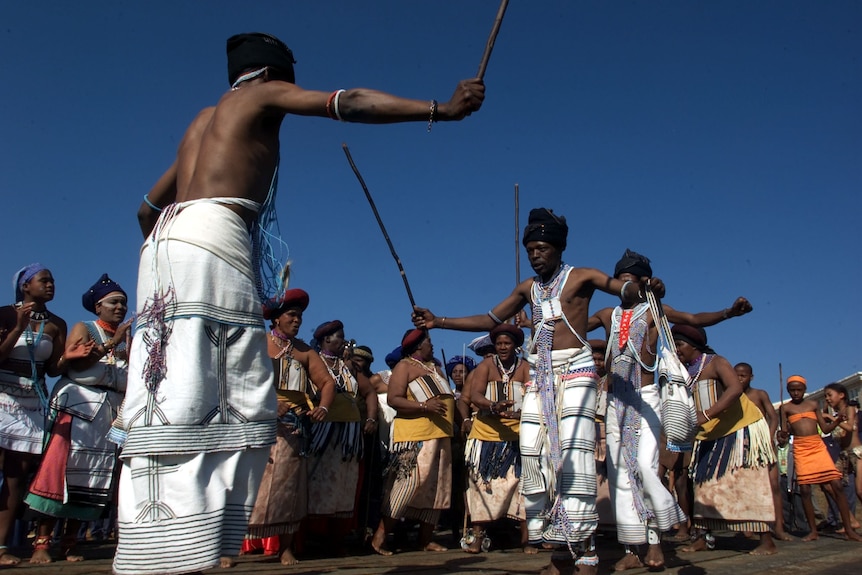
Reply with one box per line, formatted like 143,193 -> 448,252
412,208 -> 661,575
117,32 -> 484,575
736,362 -> 792,541
778,376 -> 862,542
588,249 -> 752,566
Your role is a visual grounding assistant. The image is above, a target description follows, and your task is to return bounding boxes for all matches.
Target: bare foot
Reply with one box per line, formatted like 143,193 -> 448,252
668,528 -> 690,543
845,529 -> 862,543
679,536 -> 708,553
614,552 -> 643,571
424,541 -> 447,552
30,547 -> 53,564
0,548 -> 20,566
371,528 -> 393,556
644,544 -> 665,570
464,536 -> 483,554
219,556 -> 236,568
279,548 -> 299,566
524,544 -> 540,554
749,543 -> 778,556
576,561 -> 598,575
539,556 -> 574,575
772,530 -> 793,541
61,539 -> 84,562
801,531 -> 818,542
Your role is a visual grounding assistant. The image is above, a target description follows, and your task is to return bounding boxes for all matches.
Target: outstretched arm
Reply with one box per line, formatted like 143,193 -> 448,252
267,78 -> 485,124
412,279 -> 531,332
665,297 -> 753,327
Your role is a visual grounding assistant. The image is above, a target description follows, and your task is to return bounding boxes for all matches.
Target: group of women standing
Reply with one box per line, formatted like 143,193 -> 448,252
0,264 -> 130,565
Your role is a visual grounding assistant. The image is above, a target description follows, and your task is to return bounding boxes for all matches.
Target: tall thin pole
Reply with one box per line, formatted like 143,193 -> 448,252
778,363 -> 784,431
514,183 -> 520,285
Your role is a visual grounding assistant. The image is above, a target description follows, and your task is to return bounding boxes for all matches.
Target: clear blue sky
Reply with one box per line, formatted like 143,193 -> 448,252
2,1 -> 860,403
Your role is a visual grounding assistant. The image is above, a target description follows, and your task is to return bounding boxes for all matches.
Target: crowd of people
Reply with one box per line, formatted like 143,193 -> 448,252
1,31 -> 859,575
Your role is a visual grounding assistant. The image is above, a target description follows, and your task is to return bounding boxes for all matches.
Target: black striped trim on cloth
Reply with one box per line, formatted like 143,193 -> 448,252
119,420 -> 276,457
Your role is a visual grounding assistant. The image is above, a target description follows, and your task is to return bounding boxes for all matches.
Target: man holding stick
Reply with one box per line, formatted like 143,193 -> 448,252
412,208 -> 661,575
119,32 -> 484,575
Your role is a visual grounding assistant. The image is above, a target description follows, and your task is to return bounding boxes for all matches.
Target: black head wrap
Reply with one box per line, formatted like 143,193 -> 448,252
614,249 -> 652,279
522,208 -> 568,250
226,33 -> 297,86
671,324 -> 716,355
82,274 -> 126,315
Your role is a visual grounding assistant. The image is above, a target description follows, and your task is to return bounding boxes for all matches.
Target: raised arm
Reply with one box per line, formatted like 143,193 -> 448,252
412,279 -> 531,332
582,268 -> 662,302
665,297 -> 753,327
265,78 -> 484,124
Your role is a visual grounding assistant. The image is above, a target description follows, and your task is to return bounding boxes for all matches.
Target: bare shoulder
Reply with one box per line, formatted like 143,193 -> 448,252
292,339 -> 313,354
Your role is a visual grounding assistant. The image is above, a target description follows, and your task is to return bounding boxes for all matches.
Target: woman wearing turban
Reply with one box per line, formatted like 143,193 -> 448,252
22,273 -> 131,562
0,264 -> 83,565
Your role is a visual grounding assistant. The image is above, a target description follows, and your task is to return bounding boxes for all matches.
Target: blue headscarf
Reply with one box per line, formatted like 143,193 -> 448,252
13,263 -> 48,302
445,355 -> 476,378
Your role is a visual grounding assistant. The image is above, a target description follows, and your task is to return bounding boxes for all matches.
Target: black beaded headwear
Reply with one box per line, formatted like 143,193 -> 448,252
614,249 -> 652,279
522,208 -> 568,250
227,33 -> 297,86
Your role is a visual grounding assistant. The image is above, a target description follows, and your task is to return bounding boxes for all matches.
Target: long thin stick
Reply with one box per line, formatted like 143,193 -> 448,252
476,0 -> 510,80
778,362 -> 784,431
514,183 -> 520,285
342,143 -> 417,309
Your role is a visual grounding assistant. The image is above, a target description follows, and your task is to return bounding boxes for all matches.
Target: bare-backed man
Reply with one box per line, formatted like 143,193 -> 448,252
116,32 -> 484,575
412,208 -> 661,575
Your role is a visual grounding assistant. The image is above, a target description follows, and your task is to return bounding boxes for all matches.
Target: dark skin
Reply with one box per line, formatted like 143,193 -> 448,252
413,242 -> 663,349
31,290 -> 133,564
464,333 -> 530,553
138,67 -> 484,236
735,364 -> 791,541
413,242 -> 662,575
266,307 -> 333,565
317,329 -> 378,435
0,270 -> 86,566
373,336 -> 451,555
675,343 -> 777,556
778,382 -> 862,542
824,388 -> 862,511
589,272 -> 752,386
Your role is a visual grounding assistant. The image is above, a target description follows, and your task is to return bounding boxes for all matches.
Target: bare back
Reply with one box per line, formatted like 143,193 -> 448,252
176,86 -> 284,226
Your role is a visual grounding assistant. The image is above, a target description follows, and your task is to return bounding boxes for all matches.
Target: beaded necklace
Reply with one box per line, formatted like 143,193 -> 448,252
96,319 -> 118,334
407,356 -> 437,374
270,330 -> 294,360
686,353 -> 711,386
494,355 -> 519,384
29,309 -> 50,322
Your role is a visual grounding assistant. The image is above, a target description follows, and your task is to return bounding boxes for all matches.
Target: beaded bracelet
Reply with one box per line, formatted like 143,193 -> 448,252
427,99 -> 438,132
325,90 -> 339,120
143,194 -> 162,213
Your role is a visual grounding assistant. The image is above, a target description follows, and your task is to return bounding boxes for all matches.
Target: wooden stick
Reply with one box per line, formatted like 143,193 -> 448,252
476,0 -> 510,80
778,362 -> 784,431
342,143 -> 417,309
514,183 -> 520,285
